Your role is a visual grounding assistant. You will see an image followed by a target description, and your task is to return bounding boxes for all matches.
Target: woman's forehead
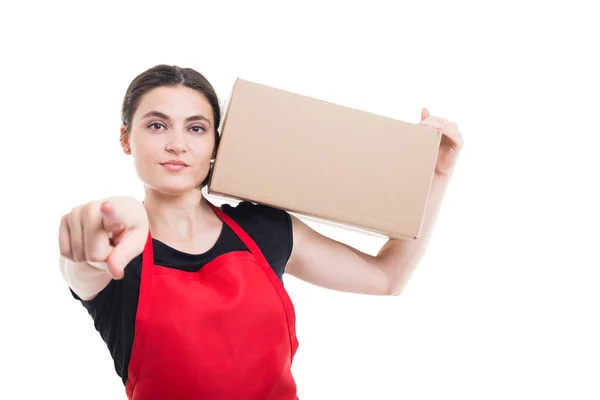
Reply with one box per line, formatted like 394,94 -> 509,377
136,86 -> 214,122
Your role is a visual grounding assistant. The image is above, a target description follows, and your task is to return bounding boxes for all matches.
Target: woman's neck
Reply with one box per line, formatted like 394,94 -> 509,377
143,188 -> 219,245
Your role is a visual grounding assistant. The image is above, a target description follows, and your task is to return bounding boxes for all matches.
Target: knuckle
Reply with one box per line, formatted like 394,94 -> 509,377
71,204 -> 83,215
69,207 -> 82,225
83,201 -> 99,217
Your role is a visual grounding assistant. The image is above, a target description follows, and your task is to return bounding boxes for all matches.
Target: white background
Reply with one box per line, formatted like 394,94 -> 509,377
1,1 -> 599,399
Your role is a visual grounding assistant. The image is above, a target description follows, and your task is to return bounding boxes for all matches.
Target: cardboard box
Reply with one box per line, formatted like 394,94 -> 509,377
207,78 -> 441,240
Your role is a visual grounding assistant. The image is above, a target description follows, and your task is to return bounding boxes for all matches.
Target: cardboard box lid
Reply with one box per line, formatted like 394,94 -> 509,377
208,78 -> 440,240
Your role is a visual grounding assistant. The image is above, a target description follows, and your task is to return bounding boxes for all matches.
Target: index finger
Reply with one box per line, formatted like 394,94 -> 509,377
101,202 -> 124,235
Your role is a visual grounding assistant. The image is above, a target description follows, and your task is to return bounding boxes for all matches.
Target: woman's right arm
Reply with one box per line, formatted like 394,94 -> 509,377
58,196 -> 149,301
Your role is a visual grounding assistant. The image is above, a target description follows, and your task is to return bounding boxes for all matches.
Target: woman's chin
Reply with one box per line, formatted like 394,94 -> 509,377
147,179 -> 203,196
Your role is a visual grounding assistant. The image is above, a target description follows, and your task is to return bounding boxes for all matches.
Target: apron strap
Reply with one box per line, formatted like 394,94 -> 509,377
208,202 -> 271,268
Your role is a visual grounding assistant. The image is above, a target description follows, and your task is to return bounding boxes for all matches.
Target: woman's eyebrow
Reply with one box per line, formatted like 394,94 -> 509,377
142,110 -> 211,127
185,114 -> 212,127
142,110 -> 170,121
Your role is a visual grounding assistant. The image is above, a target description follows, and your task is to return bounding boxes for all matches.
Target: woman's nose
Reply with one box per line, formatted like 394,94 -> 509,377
165,132 -> 187,154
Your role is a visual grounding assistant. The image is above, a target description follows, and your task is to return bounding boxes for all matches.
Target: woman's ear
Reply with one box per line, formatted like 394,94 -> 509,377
120,125 -> 131,155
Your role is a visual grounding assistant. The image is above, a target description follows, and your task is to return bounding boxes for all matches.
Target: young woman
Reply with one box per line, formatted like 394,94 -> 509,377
58,64 -> 463,400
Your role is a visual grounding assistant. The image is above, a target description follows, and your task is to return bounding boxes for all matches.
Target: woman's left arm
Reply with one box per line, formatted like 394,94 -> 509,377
286,108 -> 464,296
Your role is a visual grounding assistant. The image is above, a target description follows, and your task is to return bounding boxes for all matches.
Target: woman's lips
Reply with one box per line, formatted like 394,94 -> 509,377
161,161 -> 188,172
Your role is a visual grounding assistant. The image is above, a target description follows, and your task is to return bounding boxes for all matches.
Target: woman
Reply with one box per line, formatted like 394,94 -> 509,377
58,64 -> 463,400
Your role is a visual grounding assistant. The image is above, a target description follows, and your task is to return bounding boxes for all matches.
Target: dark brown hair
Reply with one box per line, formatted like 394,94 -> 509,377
121,64 -> 221,187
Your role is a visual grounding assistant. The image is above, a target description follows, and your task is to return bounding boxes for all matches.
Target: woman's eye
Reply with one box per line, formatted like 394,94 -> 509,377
190,126 -> 206,133
149,123 -> 165,130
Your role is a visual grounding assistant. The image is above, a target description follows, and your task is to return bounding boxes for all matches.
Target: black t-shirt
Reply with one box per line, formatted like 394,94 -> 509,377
70,201 -> 293,385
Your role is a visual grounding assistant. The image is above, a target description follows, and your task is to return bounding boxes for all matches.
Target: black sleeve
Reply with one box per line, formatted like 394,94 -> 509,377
221,201 -> 294,279
70,280 -> 114,316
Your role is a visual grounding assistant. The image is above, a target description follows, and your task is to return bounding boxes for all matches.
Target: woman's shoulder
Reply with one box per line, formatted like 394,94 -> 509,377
219,201 -> 293,276
220,201 -> 290,226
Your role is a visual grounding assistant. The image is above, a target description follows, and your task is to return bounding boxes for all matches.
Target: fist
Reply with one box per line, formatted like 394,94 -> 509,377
58,196 -> 149,279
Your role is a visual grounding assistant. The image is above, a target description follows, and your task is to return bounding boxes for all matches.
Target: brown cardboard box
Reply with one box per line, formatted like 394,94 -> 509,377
207,78 -> 441,240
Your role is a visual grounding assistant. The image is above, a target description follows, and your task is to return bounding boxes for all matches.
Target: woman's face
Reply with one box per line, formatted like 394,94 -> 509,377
121,85 -> 216,194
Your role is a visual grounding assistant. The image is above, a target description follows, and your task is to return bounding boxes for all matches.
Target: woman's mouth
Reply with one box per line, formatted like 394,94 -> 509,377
161,160 -> 188,172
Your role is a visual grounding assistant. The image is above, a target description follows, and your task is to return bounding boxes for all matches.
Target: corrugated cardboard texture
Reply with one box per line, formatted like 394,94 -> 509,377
209,79 -> 441,240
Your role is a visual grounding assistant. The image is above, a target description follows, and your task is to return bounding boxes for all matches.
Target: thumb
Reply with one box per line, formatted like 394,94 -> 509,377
105,228 -> 147,280
421,107 -> 430,122
101,201 -> 124,234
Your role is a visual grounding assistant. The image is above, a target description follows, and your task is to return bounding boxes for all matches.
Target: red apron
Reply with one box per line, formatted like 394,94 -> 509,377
125,203 -> 299,400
